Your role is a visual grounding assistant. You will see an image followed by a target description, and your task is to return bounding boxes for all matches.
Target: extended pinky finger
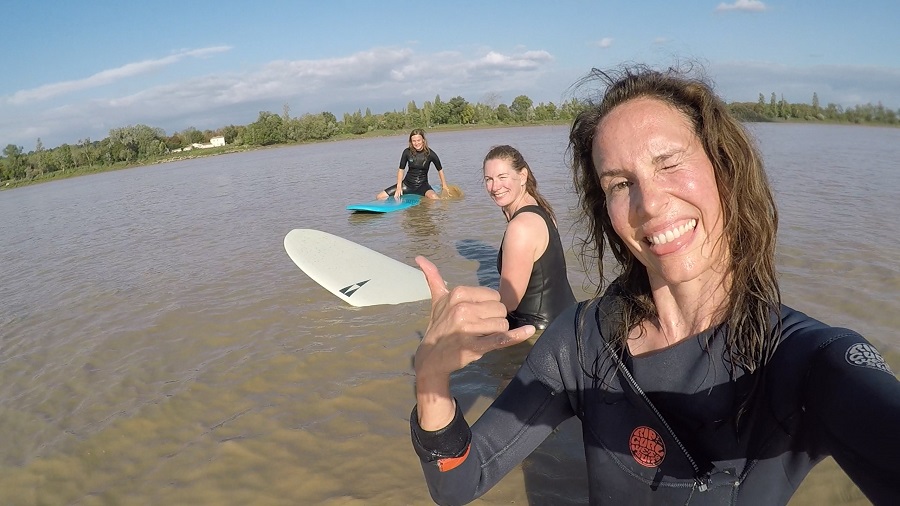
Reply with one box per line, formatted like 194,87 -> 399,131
477,325 -> 536,353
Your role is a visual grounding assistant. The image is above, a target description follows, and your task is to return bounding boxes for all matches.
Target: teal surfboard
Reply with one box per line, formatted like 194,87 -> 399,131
347,194 -> 422,213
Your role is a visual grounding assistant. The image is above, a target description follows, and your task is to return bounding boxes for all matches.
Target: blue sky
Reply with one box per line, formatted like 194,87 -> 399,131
2,0 -> 898,150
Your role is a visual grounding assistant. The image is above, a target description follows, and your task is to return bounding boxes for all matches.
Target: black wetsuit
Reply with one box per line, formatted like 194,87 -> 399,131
384,148 -> 443,197
411,287 -> 900,505
497,205 -> 576,330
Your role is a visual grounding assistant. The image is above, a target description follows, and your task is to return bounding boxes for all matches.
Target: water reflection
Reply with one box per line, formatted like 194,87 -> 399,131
402,203 -> 440,239
455,238 -> 500,289
0,123 -> 895,505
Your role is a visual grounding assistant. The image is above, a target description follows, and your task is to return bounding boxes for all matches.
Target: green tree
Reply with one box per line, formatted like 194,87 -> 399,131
534,102 -> 558,121
56,144 -> 75,171
473,103 -> 497,124
34,138 -> 46,176
245,112 -> 286,145
76,138 -> 98,167
218,125 -> 242,145
430,95 -> 450,124
181,127 -> 205,145
757,93 -> 767,115
422,101 -> 433,126
344,110 -> 368,135
406,101 -> 424,128
447,96 -> 469,124
496,103 -> 512,122
2,144 -> 25,180
510,95 -> 533,122
320,112 -> 338,135
559,98 -> 586,120
382,111 -> 406,131
460,103 -> 476,125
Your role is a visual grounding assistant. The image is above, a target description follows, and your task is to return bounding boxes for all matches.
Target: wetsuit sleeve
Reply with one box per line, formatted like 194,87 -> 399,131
803,332 -> 900,505
430,150 -> 443,171
398,148 -> 411,169
410,315 -> 579,505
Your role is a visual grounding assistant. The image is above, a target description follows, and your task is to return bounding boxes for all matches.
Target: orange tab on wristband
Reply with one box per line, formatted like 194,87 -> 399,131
437,445 -> 470,472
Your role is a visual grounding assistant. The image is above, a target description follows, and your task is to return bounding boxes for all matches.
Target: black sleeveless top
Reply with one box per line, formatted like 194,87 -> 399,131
497,205 -> 576,329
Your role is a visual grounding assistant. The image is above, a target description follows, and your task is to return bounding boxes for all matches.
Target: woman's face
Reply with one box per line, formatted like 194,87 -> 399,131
410,134 -> 425,151
483,157 -> 527,209
592,97 -> 727,288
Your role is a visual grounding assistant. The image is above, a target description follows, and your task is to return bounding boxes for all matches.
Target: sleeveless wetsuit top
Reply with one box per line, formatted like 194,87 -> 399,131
497,205 -> 576,329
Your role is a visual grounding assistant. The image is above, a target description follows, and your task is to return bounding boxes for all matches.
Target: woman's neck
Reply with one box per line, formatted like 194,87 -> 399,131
628,271 -> 731,356
503,193 -> 536,221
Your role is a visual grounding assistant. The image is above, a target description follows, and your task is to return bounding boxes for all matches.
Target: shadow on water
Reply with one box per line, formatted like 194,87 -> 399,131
455,239 -> 500,289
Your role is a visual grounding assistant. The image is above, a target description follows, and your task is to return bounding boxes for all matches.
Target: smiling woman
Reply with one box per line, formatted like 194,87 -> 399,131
408,64 -> 900,505
593,97 -> 730,353
481,144 -> 575,330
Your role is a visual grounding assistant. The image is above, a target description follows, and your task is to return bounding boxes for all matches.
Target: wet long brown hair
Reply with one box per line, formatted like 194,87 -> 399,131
569,64 -> 781,375
483,145 -> 556,223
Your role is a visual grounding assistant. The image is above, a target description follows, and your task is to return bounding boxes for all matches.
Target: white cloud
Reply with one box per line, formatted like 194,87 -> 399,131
0,46 -> 558,148
595,38 -> 614,49
715,0 -> 768,13
7,46 -> 232,105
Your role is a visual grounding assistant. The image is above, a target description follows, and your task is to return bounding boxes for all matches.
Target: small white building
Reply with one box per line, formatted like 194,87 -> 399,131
210,136 -> 225,147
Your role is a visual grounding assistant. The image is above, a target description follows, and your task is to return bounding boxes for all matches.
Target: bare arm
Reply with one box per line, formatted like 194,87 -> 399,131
395,168 -> 404,198
498,213 -> 549,312
438,169 -> 448,193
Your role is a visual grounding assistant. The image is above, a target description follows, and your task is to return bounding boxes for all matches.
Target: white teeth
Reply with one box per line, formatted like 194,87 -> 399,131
649,219 -> 697,246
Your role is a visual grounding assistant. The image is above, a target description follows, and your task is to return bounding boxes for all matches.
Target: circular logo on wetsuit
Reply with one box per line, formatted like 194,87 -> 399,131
845,343 -> 894,375
629,426 -> 666,468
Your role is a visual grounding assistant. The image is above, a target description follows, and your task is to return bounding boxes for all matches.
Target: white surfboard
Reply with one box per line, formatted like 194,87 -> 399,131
283,229 -> 431,307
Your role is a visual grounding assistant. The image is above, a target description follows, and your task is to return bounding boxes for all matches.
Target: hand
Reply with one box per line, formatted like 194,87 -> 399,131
394,188 -> 404,201
413,256 -> 535,380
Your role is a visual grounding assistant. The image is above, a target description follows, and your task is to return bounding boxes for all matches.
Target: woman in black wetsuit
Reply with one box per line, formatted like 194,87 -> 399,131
482,145 -> 575,329
376,129 -> 449,200
407,64 -> 900,505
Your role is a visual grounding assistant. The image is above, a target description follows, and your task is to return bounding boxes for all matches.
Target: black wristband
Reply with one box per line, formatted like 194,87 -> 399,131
410,400 -> 472,462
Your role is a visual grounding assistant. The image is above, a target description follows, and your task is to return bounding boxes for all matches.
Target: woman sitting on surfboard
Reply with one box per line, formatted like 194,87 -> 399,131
483,145 -> 576,329
376,129 -> 450,201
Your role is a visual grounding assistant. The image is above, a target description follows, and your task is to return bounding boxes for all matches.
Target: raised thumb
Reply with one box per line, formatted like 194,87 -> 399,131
415,255 -> 449,299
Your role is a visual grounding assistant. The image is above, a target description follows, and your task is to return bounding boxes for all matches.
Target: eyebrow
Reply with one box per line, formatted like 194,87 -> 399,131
652,149 -> 681,164
598,148 -> 684,178
597,168 -> 627,180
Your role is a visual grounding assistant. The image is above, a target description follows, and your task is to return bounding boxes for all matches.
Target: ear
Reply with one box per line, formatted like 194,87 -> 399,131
521,167 -> 529,185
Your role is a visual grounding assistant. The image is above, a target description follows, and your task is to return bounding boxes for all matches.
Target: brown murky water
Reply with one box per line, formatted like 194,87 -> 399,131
1,124 -> 897,505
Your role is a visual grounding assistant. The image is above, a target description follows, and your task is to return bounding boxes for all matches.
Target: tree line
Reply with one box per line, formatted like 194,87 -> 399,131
2,91 -> 897,186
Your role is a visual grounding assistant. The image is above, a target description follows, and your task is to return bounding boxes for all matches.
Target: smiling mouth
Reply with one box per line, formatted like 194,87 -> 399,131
647,219 -> 697,246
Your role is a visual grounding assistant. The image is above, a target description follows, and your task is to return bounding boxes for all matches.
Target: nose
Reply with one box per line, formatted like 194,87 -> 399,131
632,179 -> 667,217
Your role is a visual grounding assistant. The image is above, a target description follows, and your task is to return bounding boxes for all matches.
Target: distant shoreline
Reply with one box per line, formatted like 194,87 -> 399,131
2,118 -> 894,192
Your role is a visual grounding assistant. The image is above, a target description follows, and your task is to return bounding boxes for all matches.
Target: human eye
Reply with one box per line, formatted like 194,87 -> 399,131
600,176 -> 630,193
610,180 -> 630,192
